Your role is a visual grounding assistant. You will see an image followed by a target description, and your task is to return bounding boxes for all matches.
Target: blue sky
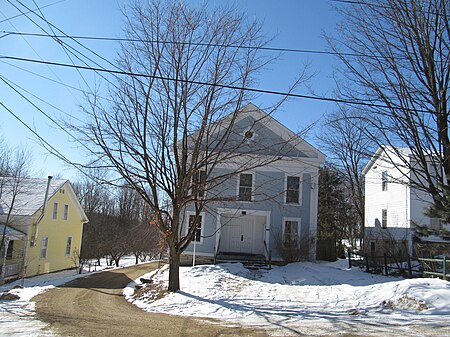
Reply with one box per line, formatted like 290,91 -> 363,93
0,0 -> 341,180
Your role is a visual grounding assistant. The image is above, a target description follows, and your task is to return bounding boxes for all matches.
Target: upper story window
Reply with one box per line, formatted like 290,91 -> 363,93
63,204 -> 69,220
381,171 -> 388,191
52,202 -> 58,220
286,176 -> 301,204
382,209 -> 387,228
238,173 -> 253,201
188,214 -> 203,242
192,170 -> 206,198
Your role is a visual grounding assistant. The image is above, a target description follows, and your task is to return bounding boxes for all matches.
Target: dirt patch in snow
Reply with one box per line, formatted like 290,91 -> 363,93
383,295 -> 429,311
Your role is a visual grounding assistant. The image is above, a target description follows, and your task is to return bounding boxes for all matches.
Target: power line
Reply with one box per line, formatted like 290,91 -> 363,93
0,54 -> 431,113
0,0 -> 66,24
0,59 -> 112,105
0,100 -> 76,168
0,30 -> 370,59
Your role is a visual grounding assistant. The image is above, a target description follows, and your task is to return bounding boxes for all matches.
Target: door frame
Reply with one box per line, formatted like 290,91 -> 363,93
216,208 -> 271,258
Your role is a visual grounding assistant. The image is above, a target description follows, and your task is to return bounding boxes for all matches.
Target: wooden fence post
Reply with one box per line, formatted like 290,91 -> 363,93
384,253 -> 388,276
365,253 -> 369,272
348,249 -> 352,268
443,256 -> 447,280
407,254 -> 412,276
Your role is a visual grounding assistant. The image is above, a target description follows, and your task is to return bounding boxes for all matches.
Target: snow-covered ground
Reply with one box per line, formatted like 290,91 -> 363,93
0,256 -> 140,337
125,260 -> 450,336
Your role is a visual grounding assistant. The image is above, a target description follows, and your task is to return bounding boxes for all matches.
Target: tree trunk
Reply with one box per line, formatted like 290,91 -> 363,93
168,246 -> 180,292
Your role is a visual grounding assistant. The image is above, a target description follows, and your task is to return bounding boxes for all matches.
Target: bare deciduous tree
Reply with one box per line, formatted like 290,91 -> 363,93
73,0 -> 304,291
317,108 -> 375,245
328,0 -> 450,221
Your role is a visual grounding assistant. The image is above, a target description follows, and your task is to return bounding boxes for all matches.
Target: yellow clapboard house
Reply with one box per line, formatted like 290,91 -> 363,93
0,176 -> 88,283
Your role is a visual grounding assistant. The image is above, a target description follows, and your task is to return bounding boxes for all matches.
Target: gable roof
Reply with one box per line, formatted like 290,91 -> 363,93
0,223 -> 26,240
0,177 -> 88,222
362,146 -> 411,176
199,103 -> 326,162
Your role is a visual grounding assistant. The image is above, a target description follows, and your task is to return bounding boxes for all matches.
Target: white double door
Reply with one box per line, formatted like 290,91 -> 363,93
221,214 -> 265,255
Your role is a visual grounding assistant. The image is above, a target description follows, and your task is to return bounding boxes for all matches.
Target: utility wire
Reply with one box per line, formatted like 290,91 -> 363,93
0,101 -> 77,168
0,60 -> 113,105
0,30 -> 370,59
0,55 -> 432,113
0,0 -> 66,24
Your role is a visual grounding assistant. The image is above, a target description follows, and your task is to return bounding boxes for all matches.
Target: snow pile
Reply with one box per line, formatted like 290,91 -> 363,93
125,260 -> 450,336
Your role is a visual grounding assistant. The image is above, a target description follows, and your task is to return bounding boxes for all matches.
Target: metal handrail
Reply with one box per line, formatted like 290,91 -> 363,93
214,235 -> 222,264
263,240 -> 272,269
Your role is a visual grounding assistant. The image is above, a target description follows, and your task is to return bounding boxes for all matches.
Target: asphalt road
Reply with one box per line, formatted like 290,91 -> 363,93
34,263 -> 268,337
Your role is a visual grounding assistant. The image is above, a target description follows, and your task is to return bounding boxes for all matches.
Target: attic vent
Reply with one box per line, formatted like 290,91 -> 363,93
244,130 -> 253,139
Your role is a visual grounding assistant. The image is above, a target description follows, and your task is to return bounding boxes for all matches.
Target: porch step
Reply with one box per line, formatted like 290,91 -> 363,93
215,252 -> 266,262
242,261 -> 271,270
215,252 -> 270,269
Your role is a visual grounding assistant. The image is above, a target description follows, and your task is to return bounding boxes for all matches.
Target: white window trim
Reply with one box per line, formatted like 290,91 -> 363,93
65,236 -> 72,256
186,211 -> 205,244
52,202 -> 58,220
236,171 -> 255,202
63,204 -> 69,221
282,217 -> 301,247
284,174 -> 303,206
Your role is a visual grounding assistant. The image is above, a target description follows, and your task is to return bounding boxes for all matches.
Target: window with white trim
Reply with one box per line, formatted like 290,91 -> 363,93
52,202 -> 58,220
382,209 -> 387,228
41,237 -> 49,258
188,214 -> 203,242
65,237 -> 72,256
63,204 -> 69,220
286,176 -> 301,204
283,219 -> 300,247
382,171 -> 388,191
238,173 -> 253,201
192,170 -> 206,198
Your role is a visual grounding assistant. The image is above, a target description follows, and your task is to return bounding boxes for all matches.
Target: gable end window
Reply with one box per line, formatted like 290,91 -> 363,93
52,202 -> 58,220
286,176 -> 300,204
41,237 -> 49,258
382,209 -> 387,228
382,171 -> 388,191
188,214 -> 202,242
63,204 -> 69,220
238,173 -> 253,201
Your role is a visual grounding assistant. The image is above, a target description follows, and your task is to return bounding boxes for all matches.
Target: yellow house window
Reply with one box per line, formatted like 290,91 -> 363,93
63,204 -> 69,220
52,202 -> 58,220
65,237 -> 72,256
41,237 -> 49,258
